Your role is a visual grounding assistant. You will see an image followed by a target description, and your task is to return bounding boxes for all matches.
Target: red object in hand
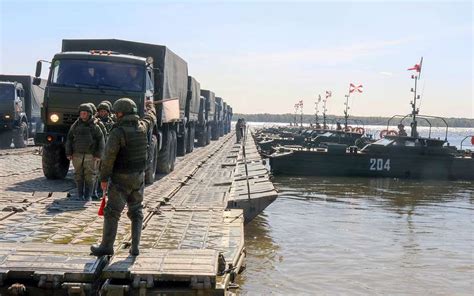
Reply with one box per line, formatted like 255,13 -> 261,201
98,195 -> 106,216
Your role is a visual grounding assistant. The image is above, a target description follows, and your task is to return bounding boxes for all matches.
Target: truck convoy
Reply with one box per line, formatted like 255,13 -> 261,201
33,39 -> 232,180
0,75 -> 45,148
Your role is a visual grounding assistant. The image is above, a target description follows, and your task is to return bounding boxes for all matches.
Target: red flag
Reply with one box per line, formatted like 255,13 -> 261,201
325,90 -> 332,99
407,64 -> 421,72
98,195 -> 106,216
349,83 -> 363,93
471,136 -> 474,146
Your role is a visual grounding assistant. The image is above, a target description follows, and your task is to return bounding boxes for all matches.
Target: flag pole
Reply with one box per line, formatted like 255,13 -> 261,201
300,100 -> 303,127
410,57 -> 422,138
344,85 -> 351,130
315,95 -> 320,127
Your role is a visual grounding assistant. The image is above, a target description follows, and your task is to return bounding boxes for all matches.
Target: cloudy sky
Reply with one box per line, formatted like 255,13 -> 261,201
1,0 -> 472,117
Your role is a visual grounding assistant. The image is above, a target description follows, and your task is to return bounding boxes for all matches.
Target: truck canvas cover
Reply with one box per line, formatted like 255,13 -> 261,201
0,75 -> 45,119
215,97 -> 223,121
200,89 -> 215,120
186,76 -> 200,121
61,39 -> 188,123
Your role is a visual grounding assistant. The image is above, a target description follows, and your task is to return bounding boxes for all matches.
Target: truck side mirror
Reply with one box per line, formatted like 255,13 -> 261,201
32,77 -> 41,86
35,61 -> 42,78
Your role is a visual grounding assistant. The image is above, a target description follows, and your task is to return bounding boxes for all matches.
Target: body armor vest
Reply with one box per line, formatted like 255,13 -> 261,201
72,120 -> 95,154
113,120 -> 148,173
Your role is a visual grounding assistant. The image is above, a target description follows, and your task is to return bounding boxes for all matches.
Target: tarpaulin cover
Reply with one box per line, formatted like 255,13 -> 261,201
186,76 -> 200,121
200,89 -> 215,121
0,75 -> 45,120
62,39 -> 188,123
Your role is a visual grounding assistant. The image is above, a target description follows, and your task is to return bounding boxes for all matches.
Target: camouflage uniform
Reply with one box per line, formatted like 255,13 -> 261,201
91,98 -> 156,257
65,104 -> 105,200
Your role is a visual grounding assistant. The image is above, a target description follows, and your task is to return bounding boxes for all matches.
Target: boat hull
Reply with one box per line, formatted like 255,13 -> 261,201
269,150 -> 474,180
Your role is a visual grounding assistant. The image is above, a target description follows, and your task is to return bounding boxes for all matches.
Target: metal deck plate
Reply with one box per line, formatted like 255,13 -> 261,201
0,243 -> 105,283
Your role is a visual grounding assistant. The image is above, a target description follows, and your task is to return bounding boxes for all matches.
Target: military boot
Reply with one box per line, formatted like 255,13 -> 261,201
130,219 -> 142,256
76,180 -> 84,200
91,217 -> 118,256
84,181 -> 93,201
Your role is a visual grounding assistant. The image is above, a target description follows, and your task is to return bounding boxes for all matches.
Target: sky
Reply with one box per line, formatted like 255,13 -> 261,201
0,0 -> 472,118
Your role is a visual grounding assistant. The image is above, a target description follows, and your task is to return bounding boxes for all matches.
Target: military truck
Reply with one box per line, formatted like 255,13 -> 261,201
178,76 -> 200,155
214,97 -> 224,139
0,75 -> 45,148
226,105 -> 233,134
34,39 -> 188,182
222,101 -> 228,135
197,89 -> 216,145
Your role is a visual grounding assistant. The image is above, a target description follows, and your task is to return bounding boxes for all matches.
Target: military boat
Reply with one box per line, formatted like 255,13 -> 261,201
269,61 -> 474,180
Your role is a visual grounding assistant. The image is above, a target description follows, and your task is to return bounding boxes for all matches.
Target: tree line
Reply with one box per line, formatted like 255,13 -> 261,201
233,113 -> 474,128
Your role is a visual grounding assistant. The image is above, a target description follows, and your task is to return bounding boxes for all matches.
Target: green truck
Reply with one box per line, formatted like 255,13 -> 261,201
179,76 -> 201,155
0,75 -> 45,148
34,39 -> 189,182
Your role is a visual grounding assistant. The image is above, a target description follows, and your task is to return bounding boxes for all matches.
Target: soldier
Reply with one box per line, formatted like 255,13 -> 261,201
97,101 -> 115,133
235,118 -> 242,143
65,103 -> 105,200
91,98 -> 156,257
398,123 -> 408,136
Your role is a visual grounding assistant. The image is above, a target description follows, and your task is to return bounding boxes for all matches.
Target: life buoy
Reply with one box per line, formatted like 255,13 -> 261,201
387,130 -> 398,136
344,126 -> 353,132
379,129 -> 398,138
355,127 -> 365,134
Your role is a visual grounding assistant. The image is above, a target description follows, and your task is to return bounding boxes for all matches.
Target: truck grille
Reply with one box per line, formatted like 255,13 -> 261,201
62,113 -> 78,125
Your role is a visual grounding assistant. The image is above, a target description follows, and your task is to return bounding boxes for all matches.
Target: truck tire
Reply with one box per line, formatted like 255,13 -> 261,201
197,126 -> 206,147
206,125 -> 211,145
186,125 -> 195,153
211,123 -> 219,141
219,122 -> 224,137
42,144 -> 70,179
156,130 -> 172,174
176,127 -> 187,156
145,135 -> 158,184
170,130 -> 177,172
13,122 -> 28,148
0,131 -> 12,149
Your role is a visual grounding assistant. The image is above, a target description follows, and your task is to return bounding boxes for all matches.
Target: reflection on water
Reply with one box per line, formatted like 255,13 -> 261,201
239,177 -> 473,295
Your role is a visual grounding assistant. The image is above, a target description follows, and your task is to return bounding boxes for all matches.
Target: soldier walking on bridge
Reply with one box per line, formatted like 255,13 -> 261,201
91,98 -> 156,257
65,103 -> 105,200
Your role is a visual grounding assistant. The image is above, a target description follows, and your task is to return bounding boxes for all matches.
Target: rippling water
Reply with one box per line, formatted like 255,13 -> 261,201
238,177 -> 474,295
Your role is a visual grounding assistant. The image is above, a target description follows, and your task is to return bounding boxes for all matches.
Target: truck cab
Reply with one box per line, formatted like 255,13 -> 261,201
35,50 -> 157,180
0,81 -> 28,148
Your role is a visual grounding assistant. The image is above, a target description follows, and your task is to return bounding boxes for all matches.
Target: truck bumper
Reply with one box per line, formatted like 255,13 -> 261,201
0,120 -> 14,130
34,132 -> 67,145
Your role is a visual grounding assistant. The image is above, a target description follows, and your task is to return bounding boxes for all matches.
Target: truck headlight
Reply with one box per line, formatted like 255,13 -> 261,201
4,115 -> 10,119
50,113 -> 60,123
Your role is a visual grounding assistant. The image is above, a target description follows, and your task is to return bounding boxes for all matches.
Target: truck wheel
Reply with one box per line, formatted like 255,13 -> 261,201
42,144 -> 70,179
0,131 -> 12,149
170,130 -> 177,171
145,135 -> 158,184
206,125 -> 211,145
186,125 -> 195,153
197,126 -> 205,147
211,123 -> 219,141
13,122 -> 28,148
176,127 -> 187,156
156,130 -> 172,174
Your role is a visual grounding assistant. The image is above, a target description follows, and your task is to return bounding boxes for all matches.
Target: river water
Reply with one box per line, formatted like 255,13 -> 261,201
237,125 -> 473,295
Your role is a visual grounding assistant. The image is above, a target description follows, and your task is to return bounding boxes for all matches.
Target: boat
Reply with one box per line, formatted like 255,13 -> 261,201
269,60 -> 474,180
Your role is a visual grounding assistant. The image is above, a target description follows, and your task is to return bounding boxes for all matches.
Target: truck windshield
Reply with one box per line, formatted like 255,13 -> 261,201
0,84 -> 14,101
50,59 -> 145,92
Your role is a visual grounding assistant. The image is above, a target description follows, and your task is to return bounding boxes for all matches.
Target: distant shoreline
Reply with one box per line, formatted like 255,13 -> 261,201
234,113 -> 474,128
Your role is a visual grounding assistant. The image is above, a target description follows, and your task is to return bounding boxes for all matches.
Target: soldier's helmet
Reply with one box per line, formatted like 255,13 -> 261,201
97,102 -> 111,112
78,103 -> 93,114
86,102 -> 97,114
113,98 -> 138,114
101,100 -> 113,112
